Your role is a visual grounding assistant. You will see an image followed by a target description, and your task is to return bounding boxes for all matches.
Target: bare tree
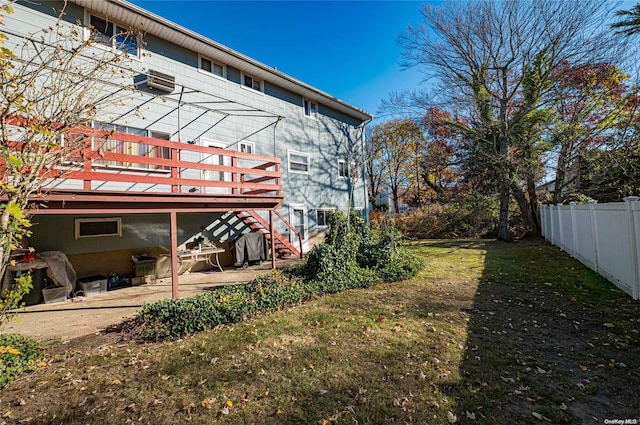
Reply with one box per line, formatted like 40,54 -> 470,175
0,3 -> 137,324
400,0 -> 620,240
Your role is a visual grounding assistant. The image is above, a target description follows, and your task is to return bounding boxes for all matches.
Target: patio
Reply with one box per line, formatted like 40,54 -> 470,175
2,257 -> 302,341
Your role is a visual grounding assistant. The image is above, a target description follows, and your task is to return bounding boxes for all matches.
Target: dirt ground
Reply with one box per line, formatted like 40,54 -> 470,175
3,259 -> 300,342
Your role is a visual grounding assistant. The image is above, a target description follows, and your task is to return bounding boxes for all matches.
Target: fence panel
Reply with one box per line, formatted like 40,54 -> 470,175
572,205 -> 596,270
540,199 -> 640,299
592,204 -> 634,295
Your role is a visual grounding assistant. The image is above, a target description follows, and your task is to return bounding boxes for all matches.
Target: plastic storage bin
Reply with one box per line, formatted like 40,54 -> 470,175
107,274 -> 131,291
42,286 -> 67,304
77,276 -> 107,296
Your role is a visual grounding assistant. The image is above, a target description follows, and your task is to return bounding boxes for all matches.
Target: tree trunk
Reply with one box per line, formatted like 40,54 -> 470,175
497,67 -> 512,242
553,137 -> 572,203
526,176 -> 542,236
511,181 -> 535,235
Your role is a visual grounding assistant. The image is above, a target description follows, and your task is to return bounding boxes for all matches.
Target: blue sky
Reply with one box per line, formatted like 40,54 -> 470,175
129,1 -> 429,119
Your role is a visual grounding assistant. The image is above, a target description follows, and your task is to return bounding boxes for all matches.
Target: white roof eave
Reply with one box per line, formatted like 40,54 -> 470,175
71,0 -> 374,123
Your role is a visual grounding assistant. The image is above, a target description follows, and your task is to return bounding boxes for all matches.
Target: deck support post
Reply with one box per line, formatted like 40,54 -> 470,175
170,210 -> 179,299
269,210 -> 276,270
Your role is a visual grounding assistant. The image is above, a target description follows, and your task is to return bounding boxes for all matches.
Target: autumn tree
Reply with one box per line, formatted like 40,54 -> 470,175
419,107 -> 462,202
365,126 -> 387,208
545,64 -> 633,203
369,119 -> 424,214
399,0 -> 620,239
0,3 -> 137,324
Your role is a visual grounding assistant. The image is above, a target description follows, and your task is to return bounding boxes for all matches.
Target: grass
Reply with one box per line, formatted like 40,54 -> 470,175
1,239 -> 639,424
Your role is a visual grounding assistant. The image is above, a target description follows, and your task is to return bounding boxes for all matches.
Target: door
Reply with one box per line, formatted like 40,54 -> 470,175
289,204 -> 308,253
201,138 -> 231,194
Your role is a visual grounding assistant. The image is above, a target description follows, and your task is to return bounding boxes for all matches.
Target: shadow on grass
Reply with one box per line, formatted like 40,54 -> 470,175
3,240 -> 639,425
449,240 -> 640,424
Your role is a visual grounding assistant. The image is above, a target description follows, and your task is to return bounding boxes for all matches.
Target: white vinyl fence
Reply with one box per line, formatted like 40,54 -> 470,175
540,197 -> 640,300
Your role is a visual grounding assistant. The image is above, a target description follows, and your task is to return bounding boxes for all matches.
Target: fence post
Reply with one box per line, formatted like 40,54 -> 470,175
624,196 -> 640,300
549,204 -> 555,244
569,202 -> 577,257
557,203 -> 564,251
542,204 -> 549,240
588,200 -> 599,273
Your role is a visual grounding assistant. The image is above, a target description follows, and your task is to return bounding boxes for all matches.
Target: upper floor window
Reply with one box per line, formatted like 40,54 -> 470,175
89,14 -> 138,56
242,73 -> 262,92
338,160 -> 349,178
288,150 -> 310,174
200,56 -> 225,78
303,99 -> 317,119
239,141 -> 255,154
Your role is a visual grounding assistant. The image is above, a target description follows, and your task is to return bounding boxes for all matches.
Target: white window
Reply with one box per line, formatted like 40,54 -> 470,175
316,209 -> 334,227
239,141 -> 255,154
288,150 -> 310,174
91,122 -> 170,171
303,99 -> 317,119
200,56 -> 225,78
89,14 -> 138,56
75,217 -> 122,239
242,73 -> 262,91
338,160 -> 349,178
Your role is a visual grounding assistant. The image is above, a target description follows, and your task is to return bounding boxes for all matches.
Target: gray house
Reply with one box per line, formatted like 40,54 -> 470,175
5,0 -> 372,296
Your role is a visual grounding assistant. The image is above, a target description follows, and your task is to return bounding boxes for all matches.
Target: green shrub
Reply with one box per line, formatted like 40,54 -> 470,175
358,227 -> 424,282
0,333 -> 42,389
127,271 -> 307,341
121,210 -> 423,342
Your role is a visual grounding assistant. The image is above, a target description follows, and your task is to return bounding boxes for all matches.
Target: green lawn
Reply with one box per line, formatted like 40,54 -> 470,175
2,240 -> 638,424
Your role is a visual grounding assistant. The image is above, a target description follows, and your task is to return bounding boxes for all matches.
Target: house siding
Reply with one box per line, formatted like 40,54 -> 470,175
7,0 -> 370,272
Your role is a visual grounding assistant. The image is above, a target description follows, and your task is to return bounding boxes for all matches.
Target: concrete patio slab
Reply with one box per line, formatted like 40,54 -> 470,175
2,258 -> 301,342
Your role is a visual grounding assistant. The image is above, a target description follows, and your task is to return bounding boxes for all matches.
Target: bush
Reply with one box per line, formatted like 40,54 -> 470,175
358,227 -> 424,282
126,271 -> 305,341
0,333 -> 42,389
120,210 -> 423,341
387,193 -> 498,239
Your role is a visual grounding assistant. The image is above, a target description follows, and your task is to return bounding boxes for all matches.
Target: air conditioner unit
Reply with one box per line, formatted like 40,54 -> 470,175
147,70 -> 175,93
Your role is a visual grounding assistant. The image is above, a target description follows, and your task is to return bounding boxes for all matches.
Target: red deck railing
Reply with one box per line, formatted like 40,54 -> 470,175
35,128 -> 282,197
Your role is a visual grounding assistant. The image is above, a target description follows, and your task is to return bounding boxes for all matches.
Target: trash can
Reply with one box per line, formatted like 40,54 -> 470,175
133,256 -> 157,277
19,267 -> 47,306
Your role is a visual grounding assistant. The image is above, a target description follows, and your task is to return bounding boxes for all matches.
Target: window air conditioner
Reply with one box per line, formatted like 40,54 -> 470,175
147,70 -> 175,93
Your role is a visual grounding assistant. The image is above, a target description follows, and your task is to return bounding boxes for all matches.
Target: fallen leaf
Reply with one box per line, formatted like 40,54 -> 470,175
447,411 -> 457,423
201,398 -> 216,409
466,411 -> 476,420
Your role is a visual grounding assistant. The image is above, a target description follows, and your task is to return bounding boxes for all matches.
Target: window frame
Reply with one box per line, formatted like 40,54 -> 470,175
303,98 -> 318,119
338,160 -> 349,178
86,12 -> 140,58
241,72 -> 263,92
198,55 -> 226,79
91,122 -> 171,173
287,150 -> 310,175
75,217 -> 122,239
315,208 -> 334,229
238,141 -> 255,154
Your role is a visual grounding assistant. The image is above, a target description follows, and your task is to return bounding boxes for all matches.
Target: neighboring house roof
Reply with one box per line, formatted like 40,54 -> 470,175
71,0 -> 373,123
